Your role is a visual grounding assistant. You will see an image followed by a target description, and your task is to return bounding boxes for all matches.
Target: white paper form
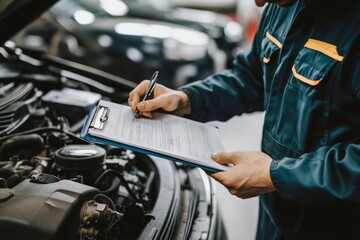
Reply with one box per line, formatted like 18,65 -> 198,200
87,100 -> 228,171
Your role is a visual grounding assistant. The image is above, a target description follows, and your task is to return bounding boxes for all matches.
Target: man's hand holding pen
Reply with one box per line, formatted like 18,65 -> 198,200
128,72 -> 191,119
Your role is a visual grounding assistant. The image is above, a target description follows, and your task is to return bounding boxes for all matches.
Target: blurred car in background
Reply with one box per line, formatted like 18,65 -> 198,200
122,0 -> 243,67
168,0 -> 237,16
12,0 -> 228,88
0,0 -> 228,239
167,0 -> 262,52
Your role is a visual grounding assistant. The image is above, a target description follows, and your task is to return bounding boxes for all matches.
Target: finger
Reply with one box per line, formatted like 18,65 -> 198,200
128,94 -> 140,112
139,111 -> 153,119
236,190 -> 259,199
128,80 -> 150,110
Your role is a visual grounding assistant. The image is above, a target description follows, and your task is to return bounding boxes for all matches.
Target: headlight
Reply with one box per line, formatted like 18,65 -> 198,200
224,21 -> 243,43
115,22 -> 210,61
163,28 -> 209,61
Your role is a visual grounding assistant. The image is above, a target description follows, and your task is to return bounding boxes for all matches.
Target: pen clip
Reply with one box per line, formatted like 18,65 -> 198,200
90,106 -> 109,130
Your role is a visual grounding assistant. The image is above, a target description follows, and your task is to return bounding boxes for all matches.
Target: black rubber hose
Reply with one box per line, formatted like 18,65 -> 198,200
99,177 -> 121,195
0,133 -> 44,161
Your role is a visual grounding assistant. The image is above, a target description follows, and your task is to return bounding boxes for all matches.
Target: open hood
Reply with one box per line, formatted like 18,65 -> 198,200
0,0 -> 58,45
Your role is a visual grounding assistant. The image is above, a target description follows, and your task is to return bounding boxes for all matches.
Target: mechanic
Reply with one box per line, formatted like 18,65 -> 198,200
128,0 -> 360,239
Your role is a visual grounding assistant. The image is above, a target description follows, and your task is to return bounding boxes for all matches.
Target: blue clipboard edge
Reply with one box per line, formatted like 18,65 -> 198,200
80,102 -> 223,173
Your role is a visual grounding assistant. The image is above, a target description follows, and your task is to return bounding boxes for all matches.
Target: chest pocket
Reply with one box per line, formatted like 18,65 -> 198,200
261,31 -> 282,99
278,39 -> 344,152
261,31 -> 282,64
290,38 -> 344,88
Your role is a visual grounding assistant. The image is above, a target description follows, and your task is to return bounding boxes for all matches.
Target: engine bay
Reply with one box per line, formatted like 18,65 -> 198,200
0,77 -> 160,239
0,43 -> 226,240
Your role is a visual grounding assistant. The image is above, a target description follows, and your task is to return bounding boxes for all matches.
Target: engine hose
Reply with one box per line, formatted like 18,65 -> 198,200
0,133 -> 44,161
99,177 -> 121,195
95,169 -> 144,205
5,174 -> 21,188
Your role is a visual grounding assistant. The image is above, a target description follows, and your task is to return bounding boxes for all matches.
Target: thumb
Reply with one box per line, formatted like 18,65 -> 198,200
211,152 -> 235,165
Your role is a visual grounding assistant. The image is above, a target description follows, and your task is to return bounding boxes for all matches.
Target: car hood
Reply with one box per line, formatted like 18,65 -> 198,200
0,0 -> 58,45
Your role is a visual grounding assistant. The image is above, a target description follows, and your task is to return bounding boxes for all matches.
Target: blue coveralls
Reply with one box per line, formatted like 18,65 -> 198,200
179,0 -> 360,239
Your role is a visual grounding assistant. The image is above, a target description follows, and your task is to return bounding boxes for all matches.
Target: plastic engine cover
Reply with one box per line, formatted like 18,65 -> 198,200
0,179 -> 99,240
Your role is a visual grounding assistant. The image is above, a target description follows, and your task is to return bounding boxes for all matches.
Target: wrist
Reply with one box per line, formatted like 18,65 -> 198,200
176,91 -> 191,115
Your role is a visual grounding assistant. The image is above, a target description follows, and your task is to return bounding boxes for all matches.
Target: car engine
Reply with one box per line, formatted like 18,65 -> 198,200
0,59 -> 157,240
0,43 -> 226,240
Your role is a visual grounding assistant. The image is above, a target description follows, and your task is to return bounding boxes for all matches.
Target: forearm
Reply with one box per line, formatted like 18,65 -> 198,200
178,29 -> 265,122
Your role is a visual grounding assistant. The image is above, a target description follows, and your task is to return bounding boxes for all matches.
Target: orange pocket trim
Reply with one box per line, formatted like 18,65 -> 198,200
305,39 -> 344,62
292,65 -> 322,86
263,57 -> 270,63
266,31 -> 283,49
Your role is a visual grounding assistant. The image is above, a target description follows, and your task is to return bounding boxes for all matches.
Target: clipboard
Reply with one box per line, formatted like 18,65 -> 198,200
80,100 -> 229,172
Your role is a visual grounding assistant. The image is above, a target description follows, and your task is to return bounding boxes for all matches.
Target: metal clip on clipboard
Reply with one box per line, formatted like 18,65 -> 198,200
90,106 -> 109,130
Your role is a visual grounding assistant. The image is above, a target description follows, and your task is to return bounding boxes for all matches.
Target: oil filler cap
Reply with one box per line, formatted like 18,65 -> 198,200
54,144 -> 106,171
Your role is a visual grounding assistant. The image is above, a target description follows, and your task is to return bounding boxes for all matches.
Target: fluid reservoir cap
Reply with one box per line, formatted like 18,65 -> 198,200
55,145 -> 106,171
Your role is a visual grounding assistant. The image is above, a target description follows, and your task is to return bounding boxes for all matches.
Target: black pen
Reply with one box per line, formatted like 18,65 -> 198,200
132,71 -> 159,121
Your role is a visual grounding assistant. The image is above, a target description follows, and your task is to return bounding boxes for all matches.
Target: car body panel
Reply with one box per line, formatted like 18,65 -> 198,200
11,0 -> 223,88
